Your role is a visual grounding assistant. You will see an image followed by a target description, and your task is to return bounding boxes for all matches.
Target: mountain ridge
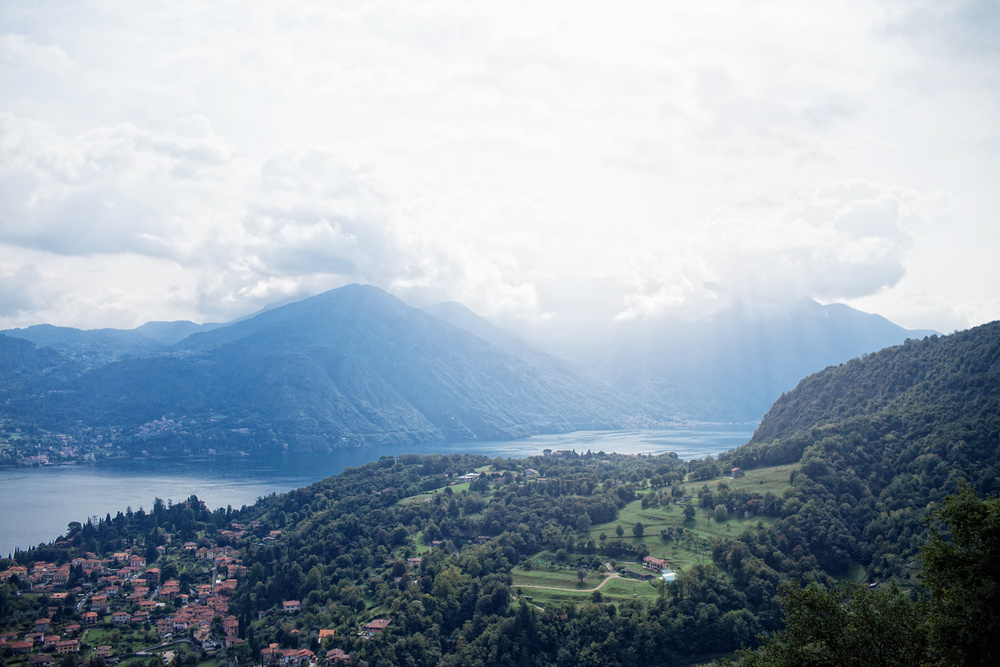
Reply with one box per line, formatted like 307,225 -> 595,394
1,285 -> 646,453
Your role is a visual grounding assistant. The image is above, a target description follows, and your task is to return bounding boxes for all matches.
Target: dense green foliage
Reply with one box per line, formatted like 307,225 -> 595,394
920,484 -> 1000,666
227,452 -> 777,666
3,312 -> 998,665
734,485 -> 1000,666
733,581 -> 928,667
719,322 -> 1000,583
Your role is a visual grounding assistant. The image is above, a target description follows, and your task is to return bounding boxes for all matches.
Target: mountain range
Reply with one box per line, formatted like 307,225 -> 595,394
0,284 -> 936,453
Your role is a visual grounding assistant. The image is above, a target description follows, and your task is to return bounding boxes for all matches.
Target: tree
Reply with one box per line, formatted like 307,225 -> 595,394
576,513 -> 592,534
615,524 -> 624,538
683,504 -> 696,522
160,562 -> 179,585
713,504 -> 728,522
632,522 -> 645,539
921,483 -> 1000,667
733,581 -> 928,666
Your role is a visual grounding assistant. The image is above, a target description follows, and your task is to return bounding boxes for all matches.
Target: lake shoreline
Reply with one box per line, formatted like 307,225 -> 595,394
0,426 -> 754,557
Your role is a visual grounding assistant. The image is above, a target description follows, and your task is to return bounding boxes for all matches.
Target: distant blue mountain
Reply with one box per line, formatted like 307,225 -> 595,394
1,285 -> 644,452
0,287 -> 939,451
587,298 -> 937,422
2,320 -> 223,366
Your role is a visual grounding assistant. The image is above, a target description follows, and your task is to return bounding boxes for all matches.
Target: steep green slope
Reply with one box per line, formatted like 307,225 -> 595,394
730,322 -> 1000,486
718,320 -> 1000,578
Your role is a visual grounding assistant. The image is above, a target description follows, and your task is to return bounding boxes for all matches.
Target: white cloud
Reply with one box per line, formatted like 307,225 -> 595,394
613,181 -> 935,321
0,1 -> 997,331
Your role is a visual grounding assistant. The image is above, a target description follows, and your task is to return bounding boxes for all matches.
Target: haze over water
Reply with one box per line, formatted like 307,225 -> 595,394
0,426 -> 751,557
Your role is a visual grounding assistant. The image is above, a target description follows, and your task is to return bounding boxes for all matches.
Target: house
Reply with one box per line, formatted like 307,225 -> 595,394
55,640 -> 79,654
112,611 -> 131,624
643,556 -> 668,572
318,629 -> 336,642
621,568 -> 655,581
261,643 -> 281,664
406,557 -> 422,569
34,618 -> 51,633
731,467 -> 745,479
524,468 -> 539,476
95,646 -> 112,658
90,595 -> 110,611
365,619 -> 391,636
156,618 -> 175,636
29,655 -> 55,667
82,611 -> 99,625
282,600 -> 301,613
477,536 -> 491,545
11,641 -> 33,654
326,648 -> 350,663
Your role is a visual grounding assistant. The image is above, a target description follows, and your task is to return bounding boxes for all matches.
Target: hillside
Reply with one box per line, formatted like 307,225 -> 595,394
719,320 -> 1000,578
728,321 -> 1000,483
0,324 -> 167,368
2,285 -> 645,453
4,315 -> 1000,664
0,333 -> 78,391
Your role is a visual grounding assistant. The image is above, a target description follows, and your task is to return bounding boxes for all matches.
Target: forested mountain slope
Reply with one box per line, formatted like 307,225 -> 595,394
1,323 -> 168,368
718,320 -> 1000,580
729,321 -> 1000,490
2,285 -> 646,452
0,333 -> 79,390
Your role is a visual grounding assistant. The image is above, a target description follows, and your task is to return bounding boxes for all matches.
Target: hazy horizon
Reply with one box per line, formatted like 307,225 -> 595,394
2,2 -> 998,334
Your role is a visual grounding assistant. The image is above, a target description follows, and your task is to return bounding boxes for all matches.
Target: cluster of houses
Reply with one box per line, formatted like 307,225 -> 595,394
0,526 -> 256,665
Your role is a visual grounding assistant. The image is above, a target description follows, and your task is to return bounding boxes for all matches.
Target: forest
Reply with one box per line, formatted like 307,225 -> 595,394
1,321 -> 998,666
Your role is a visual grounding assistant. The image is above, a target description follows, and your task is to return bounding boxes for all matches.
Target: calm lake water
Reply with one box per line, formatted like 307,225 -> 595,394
0,426 -> 752,557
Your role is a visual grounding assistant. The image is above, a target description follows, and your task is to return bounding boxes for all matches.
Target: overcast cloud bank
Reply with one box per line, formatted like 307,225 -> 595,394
1,1 -> 997,332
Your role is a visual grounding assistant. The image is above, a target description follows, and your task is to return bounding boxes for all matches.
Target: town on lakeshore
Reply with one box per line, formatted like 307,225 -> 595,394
0,450 -> 705,667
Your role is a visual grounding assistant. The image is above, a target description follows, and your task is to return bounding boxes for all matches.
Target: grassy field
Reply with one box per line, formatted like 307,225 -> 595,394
511,565 -> 608,590
579,465 -> 799,566
679,463 -> 799,496
511,565 -> 664,607
598,577 -> 661,602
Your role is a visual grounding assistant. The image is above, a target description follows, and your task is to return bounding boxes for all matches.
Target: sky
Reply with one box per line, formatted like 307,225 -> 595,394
1,0 -> 998,334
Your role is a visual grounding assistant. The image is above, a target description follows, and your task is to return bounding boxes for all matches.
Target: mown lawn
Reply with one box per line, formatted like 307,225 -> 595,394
511,564 -> 607,590
678,462 -> 799,496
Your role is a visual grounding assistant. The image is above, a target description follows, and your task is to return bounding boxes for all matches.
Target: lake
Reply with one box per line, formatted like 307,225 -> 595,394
0,426 -> 752,557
